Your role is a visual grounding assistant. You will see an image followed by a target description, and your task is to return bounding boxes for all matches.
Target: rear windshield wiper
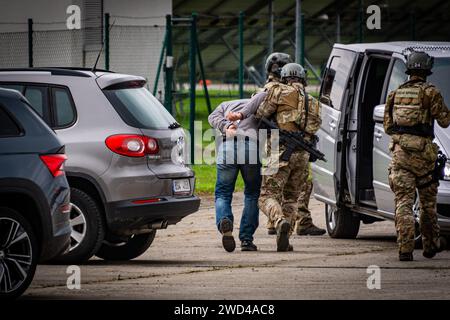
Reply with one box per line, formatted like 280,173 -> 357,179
169,122 -> 181,129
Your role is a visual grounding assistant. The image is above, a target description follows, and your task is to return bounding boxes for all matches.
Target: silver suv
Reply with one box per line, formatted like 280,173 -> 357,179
313,42 -> 450,245
0,68 -> 200,263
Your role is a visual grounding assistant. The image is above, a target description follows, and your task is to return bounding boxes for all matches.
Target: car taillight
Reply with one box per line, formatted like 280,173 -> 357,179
40,154 -> 67,177
105,134 -> 159,157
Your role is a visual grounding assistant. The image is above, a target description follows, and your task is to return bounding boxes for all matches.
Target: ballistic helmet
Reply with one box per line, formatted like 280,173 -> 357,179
280,63 -> 306,81
405,50 -> 434,75
265,52 -> 293,77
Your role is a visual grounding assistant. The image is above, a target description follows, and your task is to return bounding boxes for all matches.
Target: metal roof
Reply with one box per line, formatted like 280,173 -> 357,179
172,0 -> 450,82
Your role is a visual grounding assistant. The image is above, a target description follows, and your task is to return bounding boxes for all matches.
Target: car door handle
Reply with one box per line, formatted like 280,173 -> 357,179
374,131 -> 383,140
329,121 -> 336,130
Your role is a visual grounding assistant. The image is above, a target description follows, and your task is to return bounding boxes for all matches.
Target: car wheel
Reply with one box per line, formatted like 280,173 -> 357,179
95,231 -> 156,261
54,188 -> 105,264
0,207 -> 38,299
325,204 -> 360,239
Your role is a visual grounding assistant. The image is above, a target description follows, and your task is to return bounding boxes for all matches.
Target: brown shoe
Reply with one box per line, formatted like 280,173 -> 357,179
219,219 -> 235,253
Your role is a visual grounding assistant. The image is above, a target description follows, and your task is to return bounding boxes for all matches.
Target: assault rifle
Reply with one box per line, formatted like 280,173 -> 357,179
260,117 -> 326,163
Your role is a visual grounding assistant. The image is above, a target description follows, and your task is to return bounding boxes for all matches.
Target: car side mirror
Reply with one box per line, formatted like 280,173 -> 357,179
373,104 -> 385,124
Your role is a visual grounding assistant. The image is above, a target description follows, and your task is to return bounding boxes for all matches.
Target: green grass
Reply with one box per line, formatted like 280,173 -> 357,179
191,164 -> 244,195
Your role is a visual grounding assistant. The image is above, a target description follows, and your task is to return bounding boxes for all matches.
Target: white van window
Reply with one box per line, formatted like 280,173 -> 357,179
429,58 -> 450,106
386,59 -> 407,97
320,50 -> 356,110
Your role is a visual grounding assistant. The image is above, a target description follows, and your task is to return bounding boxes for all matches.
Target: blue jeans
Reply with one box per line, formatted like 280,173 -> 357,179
215,138 -> 261,242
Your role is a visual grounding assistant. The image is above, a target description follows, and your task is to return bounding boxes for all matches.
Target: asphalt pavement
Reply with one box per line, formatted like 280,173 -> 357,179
24,193 -> 450,300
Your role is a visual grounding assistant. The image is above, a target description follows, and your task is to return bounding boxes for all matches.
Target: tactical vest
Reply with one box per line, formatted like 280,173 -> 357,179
264,80 -> 280,92
295,89 -> 322,135
275,84 -> 302,132
390,81 -> 434,137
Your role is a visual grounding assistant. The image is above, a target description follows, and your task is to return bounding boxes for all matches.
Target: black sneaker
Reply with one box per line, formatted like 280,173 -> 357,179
276,219 -> 291,252
267,228 -> 276,235
219,219 -> 235,253
399,252 -> 413,261
297,224 -> 326,236
241,241 -> 257,251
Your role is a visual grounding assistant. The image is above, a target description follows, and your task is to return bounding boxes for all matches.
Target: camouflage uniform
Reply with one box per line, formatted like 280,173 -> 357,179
385,75 -> 450,254
256,81 -> 320,237
294,166 -> 314,232
267,165 -> 316,234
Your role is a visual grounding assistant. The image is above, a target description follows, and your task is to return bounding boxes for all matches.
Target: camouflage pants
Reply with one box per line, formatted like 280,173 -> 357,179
259,150 -> 310,234
389,166 -> 440,254
266,167 -> 313,231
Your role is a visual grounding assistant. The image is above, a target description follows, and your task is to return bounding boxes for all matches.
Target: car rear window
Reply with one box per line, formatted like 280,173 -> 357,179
0,106 -> 21,137
52,87 -> 76,128
103,86 -> 176,129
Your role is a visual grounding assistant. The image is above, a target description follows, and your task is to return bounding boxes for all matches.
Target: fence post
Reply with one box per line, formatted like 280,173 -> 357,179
195,30 -> 211,114
358,0 -> 364,43
189,13 -> 197,163
104,13 -> 110,70
154,32 -> 167,96
164,14 -> 173,113
28,18 -> 33,68
300,14 -> 305,66
238,11 -> 244,99
295,0 -> 301,64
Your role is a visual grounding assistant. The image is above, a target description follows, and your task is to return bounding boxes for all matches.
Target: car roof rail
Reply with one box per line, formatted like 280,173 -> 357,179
0,68 -> 94,78
46,67 -> 115,73
402,45 -> 450,55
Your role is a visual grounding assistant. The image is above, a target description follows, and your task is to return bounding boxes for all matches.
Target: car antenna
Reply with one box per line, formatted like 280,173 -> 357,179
91,18 -> 116,73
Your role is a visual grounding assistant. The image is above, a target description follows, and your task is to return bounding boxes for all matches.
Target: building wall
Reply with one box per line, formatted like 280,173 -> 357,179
0,0 -> 171,96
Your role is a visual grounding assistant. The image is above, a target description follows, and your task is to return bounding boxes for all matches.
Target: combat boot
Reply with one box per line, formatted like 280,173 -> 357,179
219,218 -> 235,253
423,236 -> 447,259
297,224 -> 326,236
399,252 -> 413,261
276,219 -> 291,252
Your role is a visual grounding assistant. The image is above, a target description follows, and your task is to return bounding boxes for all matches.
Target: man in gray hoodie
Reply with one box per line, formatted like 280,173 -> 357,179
208,92 -> 266,252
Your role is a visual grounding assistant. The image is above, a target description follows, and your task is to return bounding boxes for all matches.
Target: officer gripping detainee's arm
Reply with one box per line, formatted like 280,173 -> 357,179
227,91 -> 267,121
208,93 -> 267,141
254,85 -> 282,120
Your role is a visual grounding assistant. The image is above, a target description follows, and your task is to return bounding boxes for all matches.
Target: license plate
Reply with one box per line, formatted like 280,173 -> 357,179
173,179 -> 190,194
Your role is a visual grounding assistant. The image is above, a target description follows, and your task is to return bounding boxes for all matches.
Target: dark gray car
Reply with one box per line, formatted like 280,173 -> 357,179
0,68 -> 200,263
0,88 -> 71,299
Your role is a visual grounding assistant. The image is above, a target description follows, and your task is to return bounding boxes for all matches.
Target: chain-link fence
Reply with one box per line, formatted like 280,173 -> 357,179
0,16 -> 165,96
0,30 -> 29,68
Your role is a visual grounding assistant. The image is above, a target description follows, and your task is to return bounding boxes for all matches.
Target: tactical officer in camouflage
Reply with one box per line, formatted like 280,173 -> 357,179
384,50 -> 450,261
255,63 -> 322,251
226,52 -> 293,235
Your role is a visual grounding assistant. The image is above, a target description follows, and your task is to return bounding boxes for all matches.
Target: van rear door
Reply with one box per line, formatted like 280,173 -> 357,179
312,47 -> 360,205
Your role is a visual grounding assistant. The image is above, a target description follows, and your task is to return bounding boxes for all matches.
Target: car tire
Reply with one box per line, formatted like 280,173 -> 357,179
325,204 -> 360,239
95,231 -> 156,261
0,207 -> 39,299
54,188 -> 105,264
